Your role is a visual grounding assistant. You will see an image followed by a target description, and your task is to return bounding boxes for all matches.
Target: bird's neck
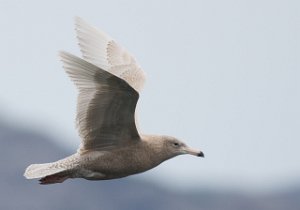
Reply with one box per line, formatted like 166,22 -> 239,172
140,134 -> 173,163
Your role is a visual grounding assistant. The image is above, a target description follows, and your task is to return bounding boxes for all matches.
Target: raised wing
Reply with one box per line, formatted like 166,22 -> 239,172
75,17 -> 146,93
60,51 -> 140,152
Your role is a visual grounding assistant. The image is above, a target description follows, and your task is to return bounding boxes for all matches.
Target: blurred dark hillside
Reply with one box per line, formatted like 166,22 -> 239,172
0,120 -> 299,210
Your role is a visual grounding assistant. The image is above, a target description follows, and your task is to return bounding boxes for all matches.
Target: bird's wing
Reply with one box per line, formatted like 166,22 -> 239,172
60,51 -> 140,152
75,17 -> 146,93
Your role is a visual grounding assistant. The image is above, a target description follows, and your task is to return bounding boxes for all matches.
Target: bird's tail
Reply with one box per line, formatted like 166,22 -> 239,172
24,162 -> 69,185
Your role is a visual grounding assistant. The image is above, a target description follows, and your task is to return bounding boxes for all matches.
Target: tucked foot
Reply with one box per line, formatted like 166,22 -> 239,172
39,174 -> 69,185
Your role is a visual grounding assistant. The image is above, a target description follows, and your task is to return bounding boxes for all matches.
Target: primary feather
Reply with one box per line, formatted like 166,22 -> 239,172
75,17 -> 146,92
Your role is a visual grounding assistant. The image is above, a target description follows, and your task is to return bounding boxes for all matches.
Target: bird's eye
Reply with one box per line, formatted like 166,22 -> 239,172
173,142 -> 179,146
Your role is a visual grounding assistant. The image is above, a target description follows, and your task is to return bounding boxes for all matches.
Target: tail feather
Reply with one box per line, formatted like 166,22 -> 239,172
24,162 -> 66,180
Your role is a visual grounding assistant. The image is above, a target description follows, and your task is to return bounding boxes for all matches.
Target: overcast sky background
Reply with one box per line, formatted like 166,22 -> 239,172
0,0 -> 299,192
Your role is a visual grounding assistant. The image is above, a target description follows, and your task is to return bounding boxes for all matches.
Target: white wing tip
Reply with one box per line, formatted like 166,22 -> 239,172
74,16 -> 87,27
58,50 -> 72,59
74,16 -> 112,41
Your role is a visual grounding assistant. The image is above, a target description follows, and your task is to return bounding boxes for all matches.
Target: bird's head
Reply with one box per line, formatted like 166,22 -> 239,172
161,136 -> 204,158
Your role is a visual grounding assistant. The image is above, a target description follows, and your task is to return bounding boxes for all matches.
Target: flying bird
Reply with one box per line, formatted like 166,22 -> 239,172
24,17 -> 204,185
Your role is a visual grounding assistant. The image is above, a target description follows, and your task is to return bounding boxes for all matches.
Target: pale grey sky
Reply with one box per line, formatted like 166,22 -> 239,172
0,0 -> 299,192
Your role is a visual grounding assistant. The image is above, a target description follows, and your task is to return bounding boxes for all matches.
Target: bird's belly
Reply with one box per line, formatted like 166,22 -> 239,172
80,150 -> 156,180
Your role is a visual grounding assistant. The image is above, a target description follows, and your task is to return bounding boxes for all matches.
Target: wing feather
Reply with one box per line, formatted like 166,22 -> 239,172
60,51 -> 140,152
75,17 -> 146,92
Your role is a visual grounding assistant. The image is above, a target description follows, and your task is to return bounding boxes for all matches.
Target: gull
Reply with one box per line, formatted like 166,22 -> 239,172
24,17 -> 204,185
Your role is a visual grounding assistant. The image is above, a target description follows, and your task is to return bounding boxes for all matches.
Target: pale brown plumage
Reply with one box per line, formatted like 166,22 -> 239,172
24,17 -> 204,185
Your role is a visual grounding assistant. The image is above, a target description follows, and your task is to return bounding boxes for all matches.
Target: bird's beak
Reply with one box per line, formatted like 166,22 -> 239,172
184,147 -> 204,157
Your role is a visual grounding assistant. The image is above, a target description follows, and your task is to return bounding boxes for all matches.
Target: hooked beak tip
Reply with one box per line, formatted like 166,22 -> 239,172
197,151 -> 205,158
185,147 -> 204,158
